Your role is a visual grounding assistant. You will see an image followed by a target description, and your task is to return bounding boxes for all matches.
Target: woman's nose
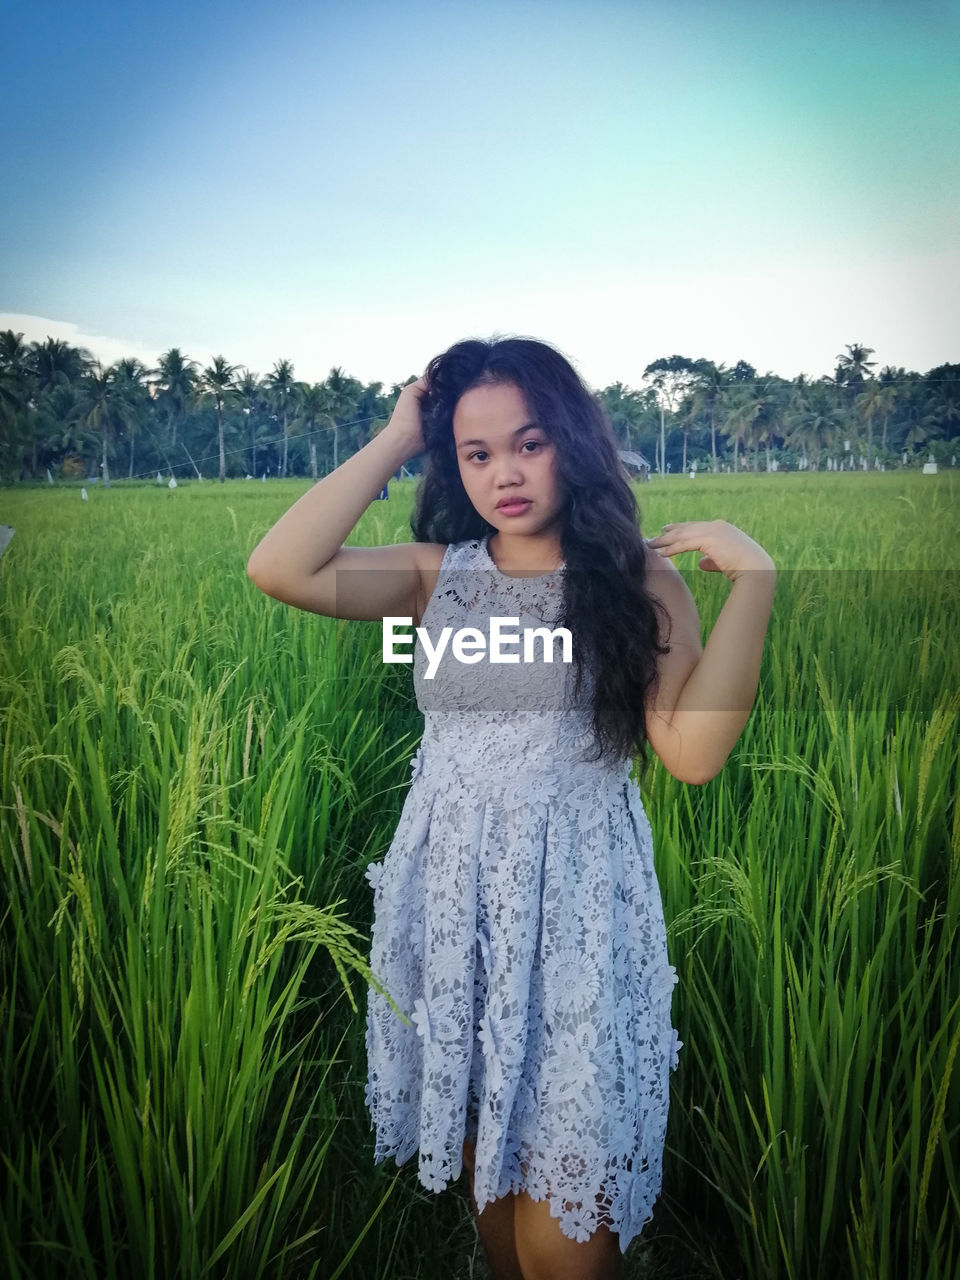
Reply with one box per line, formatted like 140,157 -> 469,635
494,456 -> 525,485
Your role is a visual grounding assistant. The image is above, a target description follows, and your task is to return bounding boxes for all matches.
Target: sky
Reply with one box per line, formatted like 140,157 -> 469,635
1,0 -> 958,391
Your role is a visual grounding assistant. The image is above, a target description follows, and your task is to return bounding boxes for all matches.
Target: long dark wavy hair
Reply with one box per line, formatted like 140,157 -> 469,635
411,335 -> 673,782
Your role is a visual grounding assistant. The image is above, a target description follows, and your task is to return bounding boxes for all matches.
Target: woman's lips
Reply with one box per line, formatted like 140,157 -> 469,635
497,499 -> 532,516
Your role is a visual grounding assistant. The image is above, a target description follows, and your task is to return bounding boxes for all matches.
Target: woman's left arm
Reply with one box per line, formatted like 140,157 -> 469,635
646,520 -> 777,784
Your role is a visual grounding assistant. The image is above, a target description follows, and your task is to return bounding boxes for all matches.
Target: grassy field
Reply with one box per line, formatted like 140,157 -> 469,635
1,471 -> 958,1279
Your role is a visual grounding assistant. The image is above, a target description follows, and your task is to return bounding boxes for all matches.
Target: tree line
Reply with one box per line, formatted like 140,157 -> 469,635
1,331 -> 957,483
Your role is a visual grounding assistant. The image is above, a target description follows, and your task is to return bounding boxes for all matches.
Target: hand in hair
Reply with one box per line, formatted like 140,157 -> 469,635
382,375 -> 429,459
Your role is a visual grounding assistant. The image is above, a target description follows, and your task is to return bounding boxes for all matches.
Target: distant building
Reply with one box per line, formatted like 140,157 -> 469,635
618,450 -> 652,482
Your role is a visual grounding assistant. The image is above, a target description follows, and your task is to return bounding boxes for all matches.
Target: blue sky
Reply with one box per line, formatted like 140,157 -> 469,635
1,0 -> 958,389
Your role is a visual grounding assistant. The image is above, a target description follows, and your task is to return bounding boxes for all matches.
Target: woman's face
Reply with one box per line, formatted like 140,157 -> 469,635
451,381 -> 564,539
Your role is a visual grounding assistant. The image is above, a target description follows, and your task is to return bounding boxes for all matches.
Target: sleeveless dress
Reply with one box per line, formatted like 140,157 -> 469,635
363,536 -> 681,1253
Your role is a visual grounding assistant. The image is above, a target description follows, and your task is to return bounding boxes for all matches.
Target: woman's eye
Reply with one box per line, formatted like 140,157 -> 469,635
469,450 -> 488,462
521,440 -> 542,453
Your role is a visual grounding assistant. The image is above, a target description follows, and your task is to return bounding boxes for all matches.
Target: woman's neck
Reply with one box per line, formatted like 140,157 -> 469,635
487,530 -> 564,574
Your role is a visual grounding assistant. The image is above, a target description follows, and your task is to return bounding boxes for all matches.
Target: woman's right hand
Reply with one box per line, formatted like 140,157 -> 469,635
383,375 -> 428,459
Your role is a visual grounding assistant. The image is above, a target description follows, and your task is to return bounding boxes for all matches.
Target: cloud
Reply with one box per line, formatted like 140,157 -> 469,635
0,314 -> 161,369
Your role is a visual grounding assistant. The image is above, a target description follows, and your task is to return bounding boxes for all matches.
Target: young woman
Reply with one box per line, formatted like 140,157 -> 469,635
247,336 -> 776,1280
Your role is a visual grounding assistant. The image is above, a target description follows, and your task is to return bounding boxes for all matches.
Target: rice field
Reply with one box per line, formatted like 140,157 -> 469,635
1,471 -> 958,1280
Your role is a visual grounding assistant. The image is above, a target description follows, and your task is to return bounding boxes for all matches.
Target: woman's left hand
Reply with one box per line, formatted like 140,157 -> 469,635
646,520 -> 775,583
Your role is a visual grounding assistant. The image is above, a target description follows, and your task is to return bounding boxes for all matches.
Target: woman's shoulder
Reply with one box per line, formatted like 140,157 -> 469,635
417,537 -> 488,569
413,541 -> 448,572
414,538 -> 493,620
643,538 -> 683,579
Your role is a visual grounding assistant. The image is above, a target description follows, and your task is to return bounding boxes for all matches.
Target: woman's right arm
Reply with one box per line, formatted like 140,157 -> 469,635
246,377 -> 439,621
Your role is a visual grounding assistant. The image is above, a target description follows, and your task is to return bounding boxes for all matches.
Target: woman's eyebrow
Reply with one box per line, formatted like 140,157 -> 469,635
455,422 -> 542,450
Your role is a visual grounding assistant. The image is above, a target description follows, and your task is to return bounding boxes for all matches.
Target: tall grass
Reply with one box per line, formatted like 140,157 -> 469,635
1,471 -> 958,1278
641,473 -> 960,1278
0,484 -> 456,1277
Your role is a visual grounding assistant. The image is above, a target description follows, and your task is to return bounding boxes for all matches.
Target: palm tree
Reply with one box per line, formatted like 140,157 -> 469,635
112,357 -> 150,477
688,360 -> 729,473
782,378 -> 811,469
729,360 -> 757,384
782,378 -> 843,470
265,359 -> 296,477
599,383 -> 633,450
351,380 -> 390,453
600,382 -> 658,457
292,381 -> 331,481
0,331 -> 33,478
236,369 -> 265,475
25,339 -> 91,477
200,356 -> 238,482
903,409 -> 943,456
76,363 -> 116,485
876,368 -> 903,451
642,356 -> 698,475
325,366 -> 359,472
835,344 -> 877,417
725,376 -> 782,472
925,363 -> 960,443
855,380 -> 896,469
31,337 -> 91,395
44,384 -> 95,470
836,342 -> 876,382
676,402 -> 696,474
0,330 -> 31,400
154,348 -> 198,453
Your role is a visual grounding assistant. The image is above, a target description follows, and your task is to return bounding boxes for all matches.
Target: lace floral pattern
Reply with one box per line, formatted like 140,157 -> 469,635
364,537 -> 681,1254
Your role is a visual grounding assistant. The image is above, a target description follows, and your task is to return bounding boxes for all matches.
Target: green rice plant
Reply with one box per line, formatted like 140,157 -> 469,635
649,476 -> 959,1279
0,483 -> 453,1278
1,470 -> 958,1278
0,653 -> 404,1277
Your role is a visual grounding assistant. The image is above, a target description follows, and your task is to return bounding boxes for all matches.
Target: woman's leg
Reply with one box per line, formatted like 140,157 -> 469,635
462,1137 -> 524,1280
513,1188 -> 623,1280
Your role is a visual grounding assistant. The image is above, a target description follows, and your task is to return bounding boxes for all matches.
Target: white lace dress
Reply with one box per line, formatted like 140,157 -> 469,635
363,535 -> 681,1252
